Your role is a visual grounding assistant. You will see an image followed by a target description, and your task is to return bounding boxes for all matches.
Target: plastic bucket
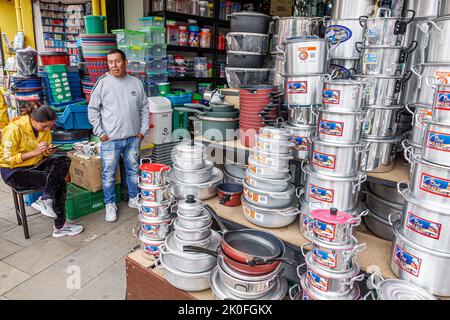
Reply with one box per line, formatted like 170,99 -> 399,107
84,16 -> 107,34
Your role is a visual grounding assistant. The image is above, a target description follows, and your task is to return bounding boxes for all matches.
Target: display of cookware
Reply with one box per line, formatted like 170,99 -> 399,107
272,16 -> 323,49
173,160 -> 214,184
138,213 -> 174,240
284,74 -> 328,105
321,79 -> 364,111
283,123 -> 316,160
168,167 -> 223,200
411,63 -> 450,106
329,59 -> 359,79
217,183 -> 243,207
139,159 -> 171,186
227,51 -> 267,68
432,83 -> 450,124
296,272 -> 361,300
138,183 -> 172,203
362,105 -> 403,138
325,18 -> 364,59
136,230 -> 165,259
243,179 -> 299,209
422,120 -> 450,166
330,0 -> 372,20
254,134 -> 295,154
226,32 -> 269,53
426,16 -> 450,63
247,155 -> 291,179
139,199 -> 172,218
362,135 -> 401,173
406,103 -> 432,146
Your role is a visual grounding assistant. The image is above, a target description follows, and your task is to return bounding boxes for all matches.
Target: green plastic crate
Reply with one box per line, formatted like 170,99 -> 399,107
65,183 -> 121,220
45,64 -> 67,74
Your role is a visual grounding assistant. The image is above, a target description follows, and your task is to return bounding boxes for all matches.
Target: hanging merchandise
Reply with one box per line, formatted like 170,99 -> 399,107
15,47 -> 38,77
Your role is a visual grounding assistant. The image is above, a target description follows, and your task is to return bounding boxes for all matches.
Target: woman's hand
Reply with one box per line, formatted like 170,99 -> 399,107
33,142 -> 49,157
43,148 -> 57,157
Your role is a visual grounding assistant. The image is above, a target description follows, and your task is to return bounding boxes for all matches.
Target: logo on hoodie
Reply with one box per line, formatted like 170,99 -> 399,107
131,90 -> 137,97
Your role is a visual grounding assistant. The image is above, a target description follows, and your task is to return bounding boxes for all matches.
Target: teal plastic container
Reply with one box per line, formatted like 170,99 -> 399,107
84,15 -> 106,34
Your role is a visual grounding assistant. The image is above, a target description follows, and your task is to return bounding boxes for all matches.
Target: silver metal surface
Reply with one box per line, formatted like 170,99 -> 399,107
168,167 -> 223,200
321,79 -> 364,111
354,74 -> 408,106
243,179 -> 298,209
363,105 -> 403,138
357,45 -> 411,76
432,83 -> 450,123
326,19 -> 364,59
284,74 -> 328,106
362,136 -> 401,172
245,169 -> 291,193
283,38 -> 330,75
422,120 -> 450,166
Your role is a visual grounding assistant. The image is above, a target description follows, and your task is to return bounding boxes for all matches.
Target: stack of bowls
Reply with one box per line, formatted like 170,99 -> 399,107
295,207 -> 366,300
136,159 -> 173,260
158,195 -> 221,292
79,34 -> 117,82
242,126 -> 301,228
168,142 -> 223,200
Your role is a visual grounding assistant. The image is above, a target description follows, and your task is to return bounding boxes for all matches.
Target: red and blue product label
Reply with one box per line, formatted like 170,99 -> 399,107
309,184 -> 335,203
393,245 -> 422,277
143,243 -> 160,255
435,90 -> 450,110
420,173 -> 450,198
426,131 -> 450,152
312,151 -> 336,169
406,212 -> 442,240
313,220 -> 337,241
325,25 -> 352,44
319,120 -> 344,137
142,190 -> 157,201
291,136 -> 309,151
142,224 -> 159,236
287,81 -> 308,94
307,269 -> 329,291
322,89 -> 341,105
312,246 -> 337,269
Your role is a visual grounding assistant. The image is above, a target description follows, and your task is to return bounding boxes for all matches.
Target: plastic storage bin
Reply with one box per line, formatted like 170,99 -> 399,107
151,44 -> 167,58
139,26 -> 166,44
55,101 -> 91,130
127,30 -> 146,46
147,72 -> 168,83
111,29 -> 126,46
127,46 -> 145,62
128,61 -> 147,73
139,16 -> 165,27
145,58 -> 168,73
145,82 -> 159,97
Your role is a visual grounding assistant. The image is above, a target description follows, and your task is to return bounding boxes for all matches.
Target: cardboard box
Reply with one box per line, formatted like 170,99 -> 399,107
270,0 -> 293,17
67,151 -> 121,193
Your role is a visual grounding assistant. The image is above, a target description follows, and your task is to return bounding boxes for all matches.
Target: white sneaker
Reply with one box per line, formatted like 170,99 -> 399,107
105,203 -> 118,222
52,223 -> 83,238
128,197 -> 139,209
31,197 -> 57,219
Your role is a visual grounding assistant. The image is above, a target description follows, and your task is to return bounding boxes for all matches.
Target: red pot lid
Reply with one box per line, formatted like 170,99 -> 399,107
311,208 -> 356,225
140,163 -> 170,172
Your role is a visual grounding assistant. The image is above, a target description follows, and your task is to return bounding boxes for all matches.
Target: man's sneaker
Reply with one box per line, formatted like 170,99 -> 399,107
128,197 -> 139,209
31,197 -> 57,219
105,203 -> 118,222
52,223 -> 83,238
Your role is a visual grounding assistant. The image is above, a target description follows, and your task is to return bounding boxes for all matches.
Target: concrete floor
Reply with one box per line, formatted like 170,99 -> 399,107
0,180 -> 139,300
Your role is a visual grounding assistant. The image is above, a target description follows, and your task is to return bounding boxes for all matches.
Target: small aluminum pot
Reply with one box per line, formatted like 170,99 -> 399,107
243,180 -> 300,209
427,16 -> 450,63
390,221 -> 450,297
138,214 -> 174,240
174,154 -> 206,170
286,104 -> 317,126
432,83 -> 450,123
175,142 -> 206,159
217,183 -> 243,207
173,233 -> 212,252
242,195 -> 300,228
139,159 -> 171,186
173,160 -> 214,184
316,108 -> 373,144
284,74 -> 328,105
395,186 -> 450,253
176,210 -> 212,230
325,18 -> 365,60
422,120 -> 450,166
362,105 -> 404,138
302,254 -> 364,296
247,155 -> 291,179
406,103 -> 433,146
411,63 -> 450,106
284,123 -> 316,160
301,236 -> 366,273
138,231 -> 165,259
321,79 -> 364,111
176,195 -> 204,217
139,200 -> 172,218
363,210 -> 395,241
251,149 -> 293,168
255,134 -> 295,154
138,183 -> 172,203
259,126 -> 291,141
302,164 -> 366,212
362,135 -> 401,173
296,273 -> 361,300
173,218 -> 212,242
311,136 -> 369,177
245,170 -> 291,193
356,42 -> 418,76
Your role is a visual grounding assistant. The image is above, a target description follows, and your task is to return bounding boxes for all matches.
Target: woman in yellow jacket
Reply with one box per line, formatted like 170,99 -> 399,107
0,106 -> 83,238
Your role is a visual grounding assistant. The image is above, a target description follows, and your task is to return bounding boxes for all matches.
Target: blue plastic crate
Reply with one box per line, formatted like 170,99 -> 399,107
55,101 -> 92,130
165,92 -> 193,106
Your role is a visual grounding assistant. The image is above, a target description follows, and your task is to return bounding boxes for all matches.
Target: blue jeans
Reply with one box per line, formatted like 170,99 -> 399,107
100,137 -> 141,204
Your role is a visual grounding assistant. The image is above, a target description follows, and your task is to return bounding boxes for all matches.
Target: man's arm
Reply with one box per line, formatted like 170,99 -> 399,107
138,82 -> 150,138
88,81 -> 107,139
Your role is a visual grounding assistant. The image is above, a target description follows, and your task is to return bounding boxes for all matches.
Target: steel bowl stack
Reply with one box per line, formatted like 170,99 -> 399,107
242,126 -> 301,228
157,195 -> 221,292
136,159 -> 174,260
294,207 -> 366,300
168,142 -> 223,200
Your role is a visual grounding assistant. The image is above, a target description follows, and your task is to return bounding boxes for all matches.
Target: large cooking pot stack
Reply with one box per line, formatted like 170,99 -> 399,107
242,126 -> 301,228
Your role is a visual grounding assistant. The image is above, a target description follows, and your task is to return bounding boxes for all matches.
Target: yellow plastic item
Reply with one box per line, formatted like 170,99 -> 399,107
0,88 -> 9,129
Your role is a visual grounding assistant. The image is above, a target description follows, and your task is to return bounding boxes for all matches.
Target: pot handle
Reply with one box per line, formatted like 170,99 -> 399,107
403,144 -> 414,165
311,104 -> 320,119
296,263 -> 307,279
289,284 -> 300,301
140,158 -> 152,165
410,64 -> 423,89
204,204 -> 228,233
358,16 -> 368,28
358,109 -> 374,124
278,207 -> 302,217
345,274 -> 365,290
132,223 -> 140,240
300,242 -> 311,258
296,186 -> 305,199
355,41 -> 363,53
219,193 -> 231,205
368,269 -> 385,292
388,213 -> 402,226
397,181 -> 410,198
351,242 -> 367,255
376,7 -> 391,17
425,76 -> 438,89
352,173 -> 367,194
182,245 -> 218,256
406,40 -> 419,56
403,9 -> 416,24
300,159 -> 308,175
428,20 -> 444,35
358,141 -> 371,172
275,45 -> 286,61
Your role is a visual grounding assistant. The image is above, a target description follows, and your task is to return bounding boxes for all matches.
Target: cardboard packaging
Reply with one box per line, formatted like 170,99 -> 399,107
67,151 -> 120,193
270,0 -> 293,17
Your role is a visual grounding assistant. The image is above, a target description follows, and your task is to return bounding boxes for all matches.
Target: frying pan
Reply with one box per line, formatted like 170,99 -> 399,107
175,107 -> 239,119
184,103 -> 236,113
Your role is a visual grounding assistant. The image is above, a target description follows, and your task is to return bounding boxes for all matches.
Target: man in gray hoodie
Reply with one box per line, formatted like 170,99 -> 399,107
88,49 -> 150,222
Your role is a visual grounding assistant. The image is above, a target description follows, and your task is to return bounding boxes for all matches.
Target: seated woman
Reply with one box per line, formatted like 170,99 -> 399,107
0,105 -> 83,238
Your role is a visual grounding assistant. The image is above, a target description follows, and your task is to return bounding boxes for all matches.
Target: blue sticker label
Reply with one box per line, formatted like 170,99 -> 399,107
310,184 -> 335,203
287,81 -> 308,94
420,173 -> 450,198
363,53 -> 378,65
326,25 -> 353,44
313,246 -> 337,269
292,136 -> 309,151
394,245 -> 422,277
319,120 -> 344,137
407,212 -> 442,240
307,270 -> 329,291
427,131 -> 450,152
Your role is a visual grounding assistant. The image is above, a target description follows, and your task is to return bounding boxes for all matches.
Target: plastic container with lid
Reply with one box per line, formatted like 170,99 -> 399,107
178,26 -> 188,46
148,96 -> 173,144
199,28 -> 211,48
188,25 -> 200,47
167,24 -> 179,45
199,1 -> 209,17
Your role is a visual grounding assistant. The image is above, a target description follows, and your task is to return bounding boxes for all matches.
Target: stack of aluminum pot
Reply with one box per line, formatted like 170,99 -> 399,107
242,126 -> 301,228
157,195 -> 221,292
392,83 -> 450,298
136,160 -> 174,260
293,207 -> 366,300
354,7 -> 417,173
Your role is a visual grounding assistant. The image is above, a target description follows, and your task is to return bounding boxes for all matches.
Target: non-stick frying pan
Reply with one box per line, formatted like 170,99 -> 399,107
184,103 -> 236,113
175,107 -> 239,119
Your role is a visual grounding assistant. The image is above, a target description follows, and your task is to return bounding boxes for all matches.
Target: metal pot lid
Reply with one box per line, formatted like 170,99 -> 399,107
227,51 -> 267,56
173,159 -> 214,173
260,126 -> 290,136
229,11 -> 270,18
176,142 -> 205,153
362,135 -> 402,143
177,194 -> 204,211
138,231 -> 166,244
210,266 -> 288,300
312,207 -> 358,225
227,32 -> 269,37
243,179 -> 296,196
376,279 -> 437,300
248,156 -> 290,172
311,135 -> 366,148
139,213 -> 174,223
165,230 -> 220,257
401,189 -> 450,215
284,36 -> 328,44
363,105 -> 405,110
241,194 -> 300,216
300,196 -> 366,217
322,79 -> 363,86
305,251 -> 361,279
303,164 -> 364,182
246,169 -> 291,184
299,272 -> 361,300
168,167 -> 224,186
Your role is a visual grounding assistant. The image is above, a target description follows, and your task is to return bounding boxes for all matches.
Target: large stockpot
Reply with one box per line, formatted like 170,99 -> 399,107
367,182 -> 404,205
325,18 -> 365,59
284,74 -> 328,105
243,180 -> 300,209
282,37 -> 331,75
412,63 -> 450,106
427,16 -> 450,63
356,42 -> 418,76
363,210 -> 395,241
241,195 -> 300,228
439,0 -> 450,16
321,79 -> 364,111
404,0 -> 440,18
287,104 -> 317,126
302,164 -> 366,212
331,0 -> 372,19
168,167 -> 223,200
354,73 -> 412,106
362,105 -> 404,138
422,120 -> 450,166
284,123 -> 316,160
362,135 -> 402,173
316,108 -> 373,144
138,214 -> 174,240
245,170 -> 291,193
311,136 -> 368,177
396,187 -> 450,253
138,183 -> 172,203
254,134 -> 294,155
272,16 -> 323,48
366,188 -> 403,220
405,103 -> 432,145
296,273 -> 360,300
229,11 -> 271,34
390,221 -> 450,296
173,160 -> 214,184
360,8 -> 415,47
247,156 -> 291,179
432,83 -> 450,123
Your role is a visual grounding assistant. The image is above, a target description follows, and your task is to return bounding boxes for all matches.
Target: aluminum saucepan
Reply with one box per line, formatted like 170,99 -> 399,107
250,149 -> 293,168
139,159 -> 171,186
173,218 -> 212,242
426,16 -> 450,63
137,230 -> 165,259
176,209 -> 212,230
284,74 -> 328,106
432,83 -> 450,123
295,273 -> 361,300
138,213 -> 174,240
405,103 -> 433,146
284,123 -> 316,160
138,183 -> 173,203
422,120 -> 450,167
255,134 -> 295,154
259,126 -> 291,140
175,141 -> 206,159
362,105 -> 404,138
247,155 -> 291,179
217,183 -> 243,207
243,179 -> 300,209
321,79 -> 364,111
139,200 -> 172,218
362,135 -> 402,173
174,154 -> 206,170
411,63 -> 450,106
175,194 -> 204,217
173,160 -> 214,184
173,232 -> 212,252
168,167 -> 224,200
245,169 -> 291,193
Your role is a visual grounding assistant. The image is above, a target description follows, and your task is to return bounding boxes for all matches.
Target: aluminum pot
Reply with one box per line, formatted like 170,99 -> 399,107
138,214 -> 174,240
284,74 -> 328,105
243,179 -> 300,209
224,170 -> 243,184
325,18 -> 365,59
251,149 -> 293,168
176,209 -> 212,230
173,160 -> 214,184
227,51 -> 266,68
412,63 -> 450,106
363,210 -> 395,241
367,181 -> 404,205
296,273 -> 361,300
432,83 -> 450,123
354,73 -> 412,106
241,195 -> 300,228
139,200 -> 172,218
173,232 -> 212,252
139,159 -> 170,186
356,42 -> 418,76
366,188 -> 403,220
427,16 -> 450,63
286,104 -> 317,126
362,135 -> 401,173
176,195 -> 204,217
405,103 -> 433,145
316,108 -> 373,144
272,16 -> 323,48
173,218 -> 212,242
174,154 -> 205,170
302,254 -> 364,296
321,79 -> 364,111
303,164 -> 366,211
247,155 -> 291,179
395,187 -> 450,253
390,221 -> 450,296
138,183 -> 172,203
175,142 -> 206,159
229,11 -> 271,34
422,120 -> 450,166
360,8 -> 415,47
168,167 -> 224,200
311,136 -> 369,177
245,170 -> 291,193
404,0 -> 440,18
331,0 -> 372,19
439,0 -> 450,16
255,134 -> 294,155
329,59 -> 359,79
138,231 -> 165,259
226,32 -> 269,53
284,123 -> 316,160
259,126 -> 291,141
362,105 -> 403,138
301,235 -> 366,273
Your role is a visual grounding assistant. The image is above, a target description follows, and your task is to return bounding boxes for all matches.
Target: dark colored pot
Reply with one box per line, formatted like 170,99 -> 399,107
227,52 -> 266,68
217,183 -> 243,207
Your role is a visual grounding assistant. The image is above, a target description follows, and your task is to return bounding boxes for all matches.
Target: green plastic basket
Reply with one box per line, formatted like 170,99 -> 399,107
65,183 -> 121,220
45,64 -> 67,74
